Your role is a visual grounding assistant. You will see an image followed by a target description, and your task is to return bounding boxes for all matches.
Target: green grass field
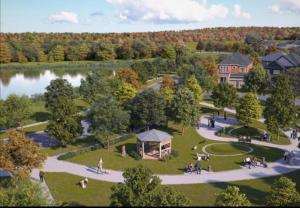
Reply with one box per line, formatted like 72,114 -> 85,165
45,169 -> 300,206
65,122 -> 283,174
217,119 -> 291,145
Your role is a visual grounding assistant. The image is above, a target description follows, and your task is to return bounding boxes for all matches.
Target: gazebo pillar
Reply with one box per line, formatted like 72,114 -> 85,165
142,142 -> 144,159
159,143 -> 162,159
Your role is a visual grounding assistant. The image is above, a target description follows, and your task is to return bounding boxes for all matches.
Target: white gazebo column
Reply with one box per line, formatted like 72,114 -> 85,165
142,142 -> 144,159
159,143 -> 162,159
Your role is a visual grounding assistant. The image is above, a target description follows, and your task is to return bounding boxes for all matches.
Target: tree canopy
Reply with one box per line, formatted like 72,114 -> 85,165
215,185 -> 251,207
110,165 -> 190,207
211,83 -> 237,111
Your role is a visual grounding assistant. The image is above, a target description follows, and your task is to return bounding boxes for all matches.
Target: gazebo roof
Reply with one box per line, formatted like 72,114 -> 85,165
137,129 -> 172,143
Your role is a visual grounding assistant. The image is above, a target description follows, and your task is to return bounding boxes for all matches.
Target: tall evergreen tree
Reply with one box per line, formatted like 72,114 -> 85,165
264,75 -> 296,133
171,87 -> 201,135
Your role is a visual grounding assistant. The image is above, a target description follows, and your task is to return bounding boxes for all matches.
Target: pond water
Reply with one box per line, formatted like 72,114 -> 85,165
0,69 -> 88,99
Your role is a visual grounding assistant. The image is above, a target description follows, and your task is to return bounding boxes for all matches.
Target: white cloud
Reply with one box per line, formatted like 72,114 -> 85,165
271,0 -> 300,14
233,4 -> 251,19
48,11 -> 79,24
106,0 -> 228,24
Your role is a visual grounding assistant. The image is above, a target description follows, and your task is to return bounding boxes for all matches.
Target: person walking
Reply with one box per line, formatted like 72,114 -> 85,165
39,170 -> 45,182
97,158 -> 103,174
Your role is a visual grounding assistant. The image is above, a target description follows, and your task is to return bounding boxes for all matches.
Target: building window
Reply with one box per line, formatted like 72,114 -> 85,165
239,68 -> 244,73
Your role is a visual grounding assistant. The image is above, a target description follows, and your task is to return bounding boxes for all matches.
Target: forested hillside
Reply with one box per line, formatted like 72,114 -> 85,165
0,27 -> 299,64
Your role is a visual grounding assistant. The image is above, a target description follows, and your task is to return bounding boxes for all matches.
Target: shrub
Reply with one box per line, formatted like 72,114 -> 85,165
57,144 -> 102,160
128,150 -> 142,160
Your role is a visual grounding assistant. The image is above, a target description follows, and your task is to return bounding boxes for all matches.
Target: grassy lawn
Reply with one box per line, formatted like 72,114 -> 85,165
217,119 -> 291,145
0,123 -> 48,139
204,143 -> 251,155
45,169 -> 300,206
41,136 -> 98,157
65,123 -> 283,174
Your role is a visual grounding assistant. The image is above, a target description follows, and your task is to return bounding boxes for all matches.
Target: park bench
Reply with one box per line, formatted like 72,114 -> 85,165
238,136 -> 251,143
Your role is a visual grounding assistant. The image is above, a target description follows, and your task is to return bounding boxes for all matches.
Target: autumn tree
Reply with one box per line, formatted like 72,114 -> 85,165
115,82 -> 137,105
161,75 -> 175,89
116,68 -> 141,89
49,45 -> 65,62
0,131 -> 47,179
0,42 -> 12,63
185,75 -> 203,102
236,93 -> 262,127
93,42 -> 116,61
200,56 -> 219,82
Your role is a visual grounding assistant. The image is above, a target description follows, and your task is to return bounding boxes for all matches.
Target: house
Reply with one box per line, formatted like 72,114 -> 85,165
218,52 -> 253,88
261,52 -> 300,75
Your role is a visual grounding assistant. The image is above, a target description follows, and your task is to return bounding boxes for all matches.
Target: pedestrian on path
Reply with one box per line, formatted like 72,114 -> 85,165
39,170 -> 45,182
97,158 -> 103,174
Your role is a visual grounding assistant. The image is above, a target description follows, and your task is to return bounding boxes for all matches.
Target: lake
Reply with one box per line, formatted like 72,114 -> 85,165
0,69 -> 88,99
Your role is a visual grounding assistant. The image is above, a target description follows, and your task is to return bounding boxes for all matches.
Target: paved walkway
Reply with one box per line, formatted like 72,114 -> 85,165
27,115 -> 300,185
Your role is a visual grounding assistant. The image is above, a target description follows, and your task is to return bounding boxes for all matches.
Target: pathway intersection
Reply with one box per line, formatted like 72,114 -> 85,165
29,115 -> 300,185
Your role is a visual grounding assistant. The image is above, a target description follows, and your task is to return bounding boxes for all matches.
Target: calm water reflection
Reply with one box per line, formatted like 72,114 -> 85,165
0,69 -> 87,99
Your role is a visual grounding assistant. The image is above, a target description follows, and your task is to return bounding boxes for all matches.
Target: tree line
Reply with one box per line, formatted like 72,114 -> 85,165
1,27 -> 299,64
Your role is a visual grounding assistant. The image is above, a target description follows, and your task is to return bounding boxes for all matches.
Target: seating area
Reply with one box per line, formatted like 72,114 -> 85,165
238,136 -> 252,143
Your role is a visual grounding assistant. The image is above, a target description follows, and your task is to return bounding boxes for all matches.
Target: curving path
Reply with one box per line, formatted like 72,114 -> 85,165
28,115 -> 300,185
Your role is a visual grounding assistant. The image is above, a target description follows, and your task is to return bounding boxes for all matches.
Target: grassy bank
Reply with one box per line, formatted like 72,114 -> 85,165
45,169 -> 300,206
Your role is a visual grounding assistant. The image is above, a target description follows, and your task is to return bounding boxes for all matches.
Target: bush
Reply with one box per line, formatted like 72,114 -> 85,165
57,144 -> 102,160
127,150 -> 142,160
171,149 -> 179,158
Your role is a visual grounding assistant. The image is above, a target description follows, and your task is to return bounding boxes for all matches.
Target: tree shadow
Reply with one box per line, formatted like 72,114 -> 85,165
30,112 -> 51,122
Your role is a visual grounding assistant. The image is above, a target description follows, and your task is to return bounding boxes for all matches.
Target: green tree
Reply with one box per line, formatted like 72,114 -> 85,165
80,70 -> 118,104
129,89 -> 166,128
186,75 -> 203,102
285,68 -> 300,97
264,75 -> 296,133
114,82 -> 137,106
0,131 -> 46,179
243,64 -> 269,94
78,44 -> 90,60
116,42 -> 133,59
196,40 -> 205,51
0,42 -> 12,63
132,39 -> 151,59
46,97 -> 83,146
266,116 -> 280,141
159,87 -> 174,106
171,87 -> 201,135
93,42 -> 116,61
0,94 -> 31,129
236,93 -> 262,127
211,83 -> 237,118
215,185 -> 251,207
44,79 -> 74,112
49,45 -> 65,62
175,45 -> 191,68
266,177 -> 300,206
89,95 -> 129,149
0,179 -> 49,206
110,165 -> 189,207
45,79 -> 82,146
159,44 -> 176,59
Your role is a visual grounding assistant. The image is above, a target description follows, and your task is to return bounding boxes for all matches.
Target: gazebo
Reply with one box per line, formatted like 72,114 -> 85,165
137,129 -> 172,160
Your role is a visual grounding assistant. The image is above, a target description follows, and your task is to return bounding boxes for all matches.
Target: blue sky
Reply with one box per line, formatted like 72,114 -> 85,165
1,0 -> 300,33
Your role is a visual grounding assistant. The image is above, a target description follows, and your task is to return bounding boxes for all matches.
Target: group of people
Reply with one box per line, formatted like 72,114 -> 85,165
186,162 -> 202,174
284,151 -> 296,164
290,129 -> 298,140
244,156 -> 267,169
208,117 -> 216,128
262,133 -> 272,142
80,177 -> 89,189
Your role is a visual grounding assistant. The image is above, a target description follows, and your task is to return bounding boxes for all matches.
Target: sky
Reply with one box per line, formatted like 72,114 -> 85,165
1,0 -> 300,33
